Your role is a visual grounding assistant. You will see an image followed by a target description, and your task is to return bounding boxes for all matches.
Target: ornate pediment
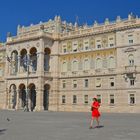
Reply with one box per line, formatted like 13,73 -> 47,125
124,47 -> 136,52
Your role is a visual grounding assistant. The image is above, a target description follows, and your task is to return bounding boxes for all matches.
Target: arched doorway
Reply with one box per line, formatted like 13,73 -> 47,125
44,84 -> 50,110
29,84 -> 36,111
19,84 -> 26,109
44,48 -> 51,71
9,84 -> 17,109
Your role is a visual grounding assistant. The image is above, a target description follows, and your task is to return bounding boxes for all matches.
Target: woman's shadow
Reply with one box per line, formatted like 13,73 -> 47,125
94,125 -> 104,129
0,129 -> 7,135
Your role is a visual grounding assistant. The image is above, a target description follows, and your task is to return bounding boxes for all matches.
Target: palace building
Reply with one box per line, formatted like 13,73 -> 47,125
0,13 -> 140,112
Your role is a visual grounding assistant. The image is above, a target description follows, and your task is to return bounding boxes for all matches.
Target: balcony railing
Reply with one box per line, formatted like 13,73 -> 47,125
44,71 -> 51,77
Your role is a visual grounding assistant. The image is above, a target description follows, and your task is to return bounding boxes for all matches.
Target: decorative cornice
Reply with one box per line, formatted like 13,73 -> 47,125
6,32 -> 54,45
60,19 -> 140,41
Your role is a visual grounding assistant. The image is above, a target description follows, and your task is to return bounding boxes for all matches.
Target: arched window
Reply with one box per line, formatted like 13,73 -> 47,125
96,58 -> 102,69
108,57 -> 115,68
30,47 -> 37,72
128,54 -> 134,66
73,60 -> 78,71
62,61 -> 67,72
84,59 -> 90,70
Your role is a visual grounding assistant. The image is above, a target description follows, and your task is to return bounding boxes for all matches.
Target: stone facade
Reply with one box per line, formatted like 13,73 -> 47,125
0,14 -> 140,113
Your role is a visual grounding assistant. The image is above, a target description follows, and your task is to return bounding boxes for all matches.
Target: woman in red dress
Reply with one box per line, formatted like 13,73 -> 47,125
89,97 -> 100,129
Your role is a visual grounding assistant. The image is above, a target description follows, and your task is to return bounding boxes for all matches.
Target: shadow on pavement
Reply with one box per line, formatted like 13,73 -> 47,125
94,125 -> 104,129
97,125 -> 104,128
0,129 -> 7,135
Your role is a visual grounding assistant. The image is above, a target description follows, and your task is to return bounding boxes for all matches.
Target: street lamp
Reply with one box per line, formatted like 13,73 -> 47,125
23,54 -> 31,112
24,61 -> 30,112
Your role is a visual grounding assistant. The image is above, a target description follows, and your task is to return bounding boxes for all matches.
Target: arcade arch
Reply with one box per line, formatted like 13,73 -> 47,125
44,84 -> 50,110
29,47 -> 37,72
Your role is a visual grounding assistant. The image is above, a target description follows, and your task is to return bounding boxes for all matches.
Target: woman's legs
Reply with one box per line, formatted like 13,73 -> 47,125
90,117 -> 94,128
90,117 -> 100,128
95,117 -> 100,126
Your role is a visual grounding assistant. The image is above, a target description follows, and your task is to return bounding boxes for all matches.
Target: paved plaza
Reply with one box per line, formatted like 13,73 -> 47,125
0,110 -> 140,140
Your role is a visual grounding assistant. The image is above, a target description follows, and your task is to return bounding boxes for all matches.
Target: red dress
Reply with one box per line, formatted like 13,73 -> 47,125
92,101 -> 100,118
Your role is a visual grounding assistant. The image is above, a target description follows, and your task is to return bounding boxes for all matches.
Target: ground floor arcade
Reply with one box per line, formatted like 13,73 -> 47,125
6,82 -> 51,111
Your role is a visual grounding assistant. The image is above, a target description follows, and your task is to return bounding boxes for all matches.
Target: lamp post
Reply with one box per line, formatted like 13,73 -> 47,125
24,55 -> 31,112
24,62 -> 29,112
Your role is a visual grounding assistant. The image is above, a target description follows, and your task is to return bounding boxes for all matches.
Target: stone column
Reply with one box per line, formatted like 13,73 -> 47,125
18,55 -> 21,73
35,82 -> 44,111
35,38 -> 45,111
15,90 -> 20,110
48,40 -> 59,111
37,40 -> 44,75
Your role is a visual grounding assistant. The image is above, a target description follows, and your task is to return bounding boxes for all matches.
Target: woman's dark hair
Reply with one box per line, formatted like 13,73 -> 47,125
93,98 -> 97,101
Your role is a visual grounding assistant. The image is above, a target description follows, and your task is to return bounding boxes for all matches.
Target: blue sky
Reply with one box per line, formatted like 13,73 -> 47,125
0,0 -> 140,42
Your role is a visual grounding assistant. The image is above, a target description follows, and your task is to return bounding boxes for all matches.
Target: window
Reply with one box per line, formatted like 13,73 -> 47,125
111,82 -> 114,87
110,78 -> 115,87
85,46 -> 89,50
63,45 -> 67,53
110,94 -> 115,105
109,43 -> 114,47
96,58 -> 102,69
129,94 -> 135,105
97,95 -> 101,103
108,57 -> 115,68
73,60 -> 78,71
73,95 -> 77,104
128,54 -> 134,66
96,78 -> 101,88
62,95 -> 66,104
62,62 -> 67,72
108,37 -> 114,47
130,79 -> 135,86
73,80 -> 77,88
84,41 -> 89,50
84,59 -> 90,70
97,44 -> 101,48
84,79 -> 89,88
96,40 -> 102,49
129,39 -> 133,44
128,34 -> 134,44
62,80 -> 66,88
73,42 -> 78,52
84,95 -> 88,104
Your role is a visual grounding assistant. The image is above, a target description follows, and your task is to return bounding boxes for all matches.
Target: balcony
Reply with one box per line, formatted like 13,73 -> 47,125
124,65 -> 137,73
